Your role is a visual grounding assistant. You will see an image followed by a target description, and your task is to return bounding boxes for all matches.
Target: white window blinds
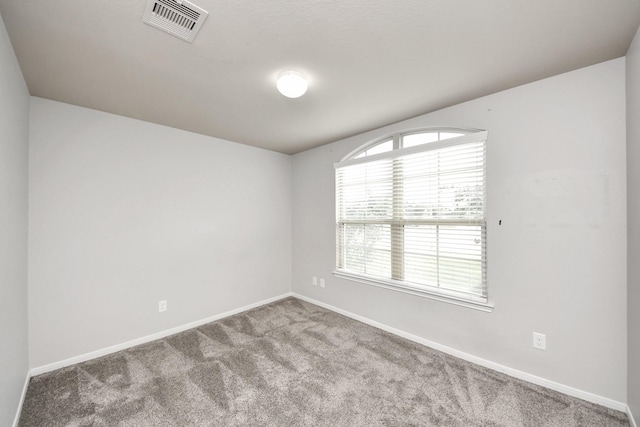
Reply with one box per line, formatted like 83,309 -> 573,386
335,130 -> 487,303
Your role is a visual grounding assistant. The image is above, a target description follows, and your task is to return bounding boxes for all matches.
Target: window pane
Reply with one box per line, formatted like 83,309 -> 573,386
404,225 -> 438,286
343,224 -> 365,273
438,226 -> 482,261
439,256 -> 483,295
402,132 -> 438,148
404,225 -> 484,295
403,172 -> 438,219
401,143 -> 484,220
352,139 -> 392,159
343,224 -> 391,277
402,150 -> 440,219
365,139 -> 393,156
439,132 -> 464,140
337,160 -> 394,220
338,184 -> 393,220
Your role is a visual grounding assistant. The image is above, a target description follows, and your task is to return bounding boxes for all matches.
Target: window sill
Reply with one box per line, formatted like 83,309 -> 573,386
333,270 -> 494,313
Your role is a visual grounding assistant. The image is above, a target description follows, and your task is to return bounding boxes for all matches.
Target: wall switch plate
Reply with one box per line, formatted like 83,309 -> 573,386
159,300 -> 167,312
319,278 -> 325,288
533,332 -> 546,350
312,276 -> 318,285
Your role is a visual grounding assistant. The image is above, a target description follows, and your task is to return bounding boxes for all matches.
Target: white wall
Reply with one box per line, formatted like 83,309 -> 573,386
292,59 -> 627,402
28,98 -> 292,368
627,25 -> 640,423
0,11 -> 29,427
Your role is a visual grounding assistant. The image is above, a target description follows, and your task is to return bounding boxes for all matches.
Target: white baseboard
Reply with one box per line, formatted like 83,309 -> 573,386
12,371 -> 30,427
628,405 -> 638,427
26,291 -> 630,418
292,293 -> 628,414
30,292 -> 293,376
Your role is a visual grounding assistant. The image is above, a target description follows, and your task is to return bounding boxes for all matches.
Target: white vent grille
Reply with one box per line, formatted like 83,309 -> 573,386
143,0 -> 208,43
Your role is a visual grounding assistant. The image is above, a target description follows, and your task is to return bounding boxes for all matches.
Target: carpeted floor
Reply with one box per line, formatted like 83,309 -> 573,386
19,297 -> 629,426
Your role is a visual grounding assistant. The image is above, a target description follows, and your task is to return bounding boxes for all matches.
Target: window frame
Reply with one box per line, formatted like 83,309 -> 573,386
334,128 -> 493,312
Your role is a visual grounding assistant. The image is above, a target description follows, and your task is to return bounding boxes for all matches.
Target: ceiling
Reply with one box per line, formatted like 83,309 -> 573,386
1,1 -> 639,154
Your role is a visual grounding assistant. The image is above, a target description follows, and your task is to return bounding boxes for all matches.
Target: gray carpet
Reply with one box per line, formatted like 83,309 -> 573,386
19,297 -> 629,426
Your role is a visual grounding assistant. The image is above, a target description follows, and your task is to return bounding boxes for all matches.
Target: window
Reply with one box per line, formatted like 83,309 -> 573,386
335,128 -> 489,310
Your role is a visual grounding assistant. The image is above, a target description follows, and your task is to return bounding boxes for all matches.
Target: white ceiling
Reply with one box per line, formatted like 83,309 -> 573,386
1,1 -> 639,154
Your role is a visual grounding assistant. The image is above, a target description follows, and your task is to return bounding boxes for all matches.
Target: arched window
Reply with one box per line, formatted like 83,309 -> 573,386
334,128 -> 489,308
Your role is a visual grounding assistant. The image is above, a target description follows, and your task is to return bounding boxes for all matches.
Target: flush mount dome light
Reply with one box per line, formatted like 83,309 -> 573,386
277,71 -> 308,98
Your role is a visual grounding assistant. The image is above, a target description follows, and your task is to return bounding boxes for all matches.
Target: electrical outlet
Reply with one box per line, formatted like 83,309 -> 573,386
533,332 -> 546,350
159,300 -> 167,312
312,276 -> 318,286
319,278 -> 325,288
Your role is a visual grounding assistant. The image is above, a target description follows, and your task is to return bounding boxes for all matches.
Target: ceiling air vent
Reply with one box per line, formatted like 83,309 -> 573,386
143,0 -> 208,43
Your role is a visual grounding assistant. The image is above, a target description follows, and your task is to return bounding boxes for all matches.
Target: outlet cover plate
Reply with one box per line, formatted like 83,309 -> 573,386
533,332 -> 546,350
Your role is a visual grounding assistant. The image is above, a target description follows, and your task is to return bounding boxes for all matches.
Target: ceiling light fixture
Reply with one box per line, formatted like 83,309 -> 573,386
277,71 -> 308,98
